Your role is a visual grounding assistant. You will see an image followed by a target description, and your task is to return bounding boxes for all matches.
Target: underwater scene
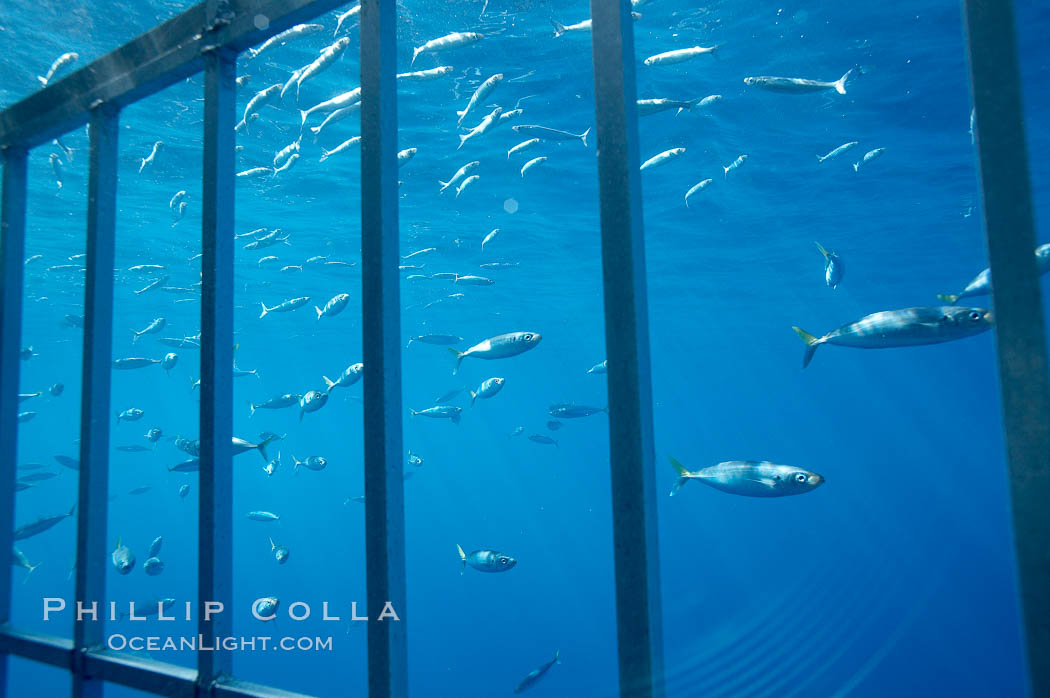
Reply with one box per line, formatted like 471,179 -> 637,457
2,0 -> 1050,696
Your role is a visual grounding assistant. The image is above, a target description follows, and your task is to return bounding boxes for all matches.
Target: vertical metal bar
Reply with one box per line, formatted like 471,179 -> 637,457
360,1 -> 407,697
0,145 -> 28,698
962,1 -> 1050,696
589,2 -> 664,697
73,106 -> 119,698
198,5 -> 236,687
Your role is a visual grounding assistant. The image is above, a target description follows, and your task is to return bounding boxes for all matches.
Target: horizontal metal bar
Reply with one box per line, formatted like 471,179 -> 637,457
82,649 -> 197,697
0,626 -> 74,669
962,1 -> 1050,697
0,0 -> 347,149
214,678 -> 318,698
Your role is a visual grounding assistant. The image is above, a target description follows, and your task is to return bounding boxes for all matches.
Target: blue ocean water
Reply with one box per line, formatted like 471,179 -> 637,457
2,0 -> 1049,697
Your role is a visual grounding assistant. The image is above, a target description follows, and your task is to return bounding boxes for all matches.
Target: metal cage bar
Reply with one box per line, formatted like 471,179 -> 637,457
588,1 -> 664,698
0,144 -> 28,697
962,1 -> 1050,697
73,104 -> 120,698
359,1 -> 408,698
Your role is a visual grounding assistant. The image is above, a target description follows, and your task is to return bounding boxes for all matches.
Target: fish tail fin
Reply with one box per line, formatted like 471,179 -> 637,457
669,456 -> 697,496
470,390 -> 477,407
37,75 -> 47,85
555,649 -> 561,664
292,455 -> 299,473
409,409 -> 420,417
68,502 -> 78,517
834,68 -> 852,95
580,127 -> 590,147
132,332 -> 138,343
457,133 -> 468,151
449,348 -> 465,374
323,376 -> 337,390
259,302 -> 269,319
936,293 -> 959,304
319,148 -> 331,162
23,562 -> 39,583
550,19 -> 567,37
299,110 -> 309,127
257,435 -> 275,462
816,154 -> 825,163
438,180 -> 449,192
723,165 -> 730,179
852,162 -> 860,173
814,241 -> 829,258
269,536 -> 276,550
792,326 -> 821,369
249,402 -> 256,418
309,125 -> 322,138
457,544 -> 466,574
315,306 -> 323,320
411,47 -> 422,67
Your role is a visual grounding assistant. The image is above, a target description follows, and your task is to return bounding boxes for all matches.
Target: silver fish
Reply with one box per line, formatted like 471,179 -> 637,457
111,538 -> 135,574
456,544 -> 515,573
815,242 -> 844,289
449,332 -> 541,374
512,124 -> 589,146
670,456 -> 824,498
937,244 -> 1050,303
744,69 -> 853,95
410,405 -> 462,424
792,306 -> 993,368
411,32 -> 483,66
514,650 -> 560,693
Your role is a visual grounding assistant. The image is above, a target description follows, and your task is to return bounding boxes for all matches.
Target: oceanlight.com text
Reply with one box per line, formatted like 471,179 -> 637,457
107,634 -> 334,652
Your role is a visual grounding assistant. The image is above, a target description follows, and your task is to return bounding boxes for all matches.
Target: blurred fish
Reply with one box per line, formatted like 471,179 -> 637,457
247,511 -> 280,522
323,363 -> 363,391
514,650 -> 561,693
410,406 -> 462,424
456,544 -> 516,574
270,537 -> 290,564
138,141 -> 163,174
411,32 -> 483,66
143,557 -> 164,576
937,244 -> 1050,303
38,52 -> 78,86
744,69 -> 853,94
249,393 -> 301,417
529,434 -> 557,446
111,538 -> 135,574
815,242 -> 844,289
669,456 -> 825,498
13,504 -> 75,540
549,404 -> 606,418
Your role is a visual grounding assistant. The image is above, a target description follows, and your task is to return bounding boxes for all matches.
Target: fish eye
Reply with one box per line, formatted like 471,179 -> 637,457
523,333 -> 533,341
794,473 -> 807,483
500,558 -> 508,565
969,311 -> 981,321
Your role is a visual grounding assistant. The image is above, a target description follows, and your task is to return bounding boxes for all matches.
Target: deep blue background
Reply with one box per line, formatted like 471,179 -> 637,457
1,0 -> 1048,696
